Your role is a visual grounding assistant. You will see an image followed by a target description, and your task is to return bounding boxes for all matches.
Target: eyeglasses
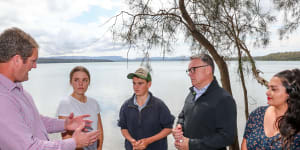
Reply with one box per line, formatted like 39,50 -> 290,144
186,65 -> 208,74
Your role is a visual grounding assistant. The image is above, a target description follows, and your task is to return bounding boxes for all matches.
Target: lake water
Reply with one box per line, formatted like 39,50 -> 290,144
22,61 -> 300,150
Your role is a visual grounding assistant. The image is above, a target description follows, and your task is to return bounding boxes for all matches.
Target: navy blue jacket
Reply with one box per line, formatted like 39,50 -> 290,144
177,79 -> 237,150
118,92 -> 175,150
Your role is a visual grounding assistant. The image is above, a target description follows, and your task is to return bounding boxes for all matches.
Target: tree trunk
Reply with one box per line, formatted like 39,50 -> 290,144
237,48 -> 249,120
178,0 -> 239,149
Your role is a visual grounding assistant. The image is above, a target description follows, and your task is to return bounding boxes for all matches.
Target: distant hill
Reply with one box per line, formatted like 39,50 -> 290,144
37,56 -> 189,63
133,56 -> 189,61
38,51 -> 300,63
46,56 -> 125,61
38,57 -> 113,63
254,51 -> 300,61
230,51 -> 300,61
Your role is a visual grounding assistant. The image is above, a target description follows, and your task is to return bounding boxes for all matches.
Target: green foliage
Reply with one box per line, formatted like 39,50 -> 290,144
273,0 -> 300,39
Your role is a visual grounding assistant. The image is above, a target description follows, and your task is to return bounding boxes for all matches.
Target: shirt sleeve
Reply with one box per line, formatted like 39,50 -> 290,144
177,109 -> 185,126
117,103 -> 127,129
189,95 -> 237,149
56,99 -> 72,117
40,115 -> 65,133
177,92 -> 193,127
93,98 -> 101,114
0,95 -> 76,150
159,101 -> 175,129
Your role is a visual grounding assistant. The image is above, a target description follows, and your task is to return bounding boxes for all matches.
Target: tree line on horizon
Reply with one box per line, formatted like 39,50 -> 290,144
37,51 -> 300,63
229,51 -> 300,61
255,51 -> 300,61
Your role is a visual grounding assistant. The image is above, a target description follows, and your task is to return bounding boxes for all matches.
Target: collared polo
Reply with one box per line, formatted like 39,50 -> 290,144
0,74 -> 76,150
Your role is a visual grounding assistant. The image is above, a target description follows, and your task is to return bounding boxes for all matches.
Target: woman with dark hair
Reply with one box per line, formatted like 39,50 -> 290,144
56,66 -> 104,150
242,68 -> 300,150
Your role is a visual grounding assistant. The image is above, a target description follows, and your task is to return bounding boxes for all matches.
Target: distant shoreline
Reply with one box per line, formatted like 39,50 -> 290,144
38,51 -> 300,63
37,57 -> 190,63
37,58 -> 113,64
37,58 -> 300,64
231,51 -> 300,61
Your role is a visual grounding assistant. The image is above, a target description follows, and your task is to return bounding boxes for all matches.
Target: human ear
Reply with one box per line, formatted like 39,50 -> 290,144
147,81 -> 152,88
12,55 -> 23,65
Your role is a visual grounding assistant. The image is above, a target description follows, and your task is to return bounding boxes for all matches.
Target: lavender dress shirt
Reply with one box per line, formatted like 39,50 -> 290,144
0,74 -> 76,150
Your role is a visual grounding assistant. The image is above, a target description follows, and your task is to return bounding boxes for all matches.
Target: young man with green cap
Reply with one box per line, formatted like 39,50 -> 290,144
118,67 -> 175,150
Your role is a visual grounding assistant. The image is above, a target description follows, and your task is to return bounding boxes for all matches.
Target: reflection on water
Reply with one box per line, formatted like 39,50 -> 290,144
23,61 -> 300,149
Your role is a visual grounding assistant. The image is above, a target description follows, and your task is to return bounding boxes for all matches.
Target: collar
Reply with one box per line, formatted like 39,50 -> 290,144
193,83 -> 210,95
128,92 -> 153,108
134,94 -> 150,111
0,73 -> 23,92
192,82 -> 211,101
189,77 -> 219,100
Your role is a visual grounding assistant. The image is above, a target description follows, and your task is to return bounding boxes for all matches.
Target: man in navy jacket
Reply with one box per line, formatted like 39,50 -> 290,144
173,54 -> 237,150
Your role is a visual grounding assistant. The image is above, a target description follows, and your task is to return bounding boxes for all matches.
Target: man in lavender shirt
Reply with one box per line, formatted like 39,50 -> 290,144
0,27 -> 100,150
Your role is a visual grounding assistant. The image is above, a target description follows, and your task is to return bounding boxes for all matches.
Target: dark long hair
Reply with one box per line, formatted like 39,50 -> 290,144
275,68 -> 300,149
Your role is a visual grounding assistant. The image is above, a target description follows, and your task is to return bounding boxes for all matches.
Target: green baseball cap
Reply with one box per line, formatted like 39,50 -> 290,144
127,67 -> 152,82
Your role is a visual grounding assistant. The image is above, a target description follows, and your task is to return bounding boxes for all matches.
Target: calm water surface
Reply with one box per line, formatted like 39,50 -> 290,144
23,61 -> 300,150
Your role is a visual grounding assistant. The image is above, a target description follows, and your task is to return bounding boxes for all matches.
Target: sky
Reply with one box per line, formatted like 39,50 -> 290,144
0,0 -> 299,58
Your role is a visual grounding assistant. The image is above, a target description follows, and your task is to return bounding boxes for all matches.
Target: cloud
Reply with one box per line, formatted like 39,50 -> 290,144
0,0 -> 126,57
98,0 -> 124,10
